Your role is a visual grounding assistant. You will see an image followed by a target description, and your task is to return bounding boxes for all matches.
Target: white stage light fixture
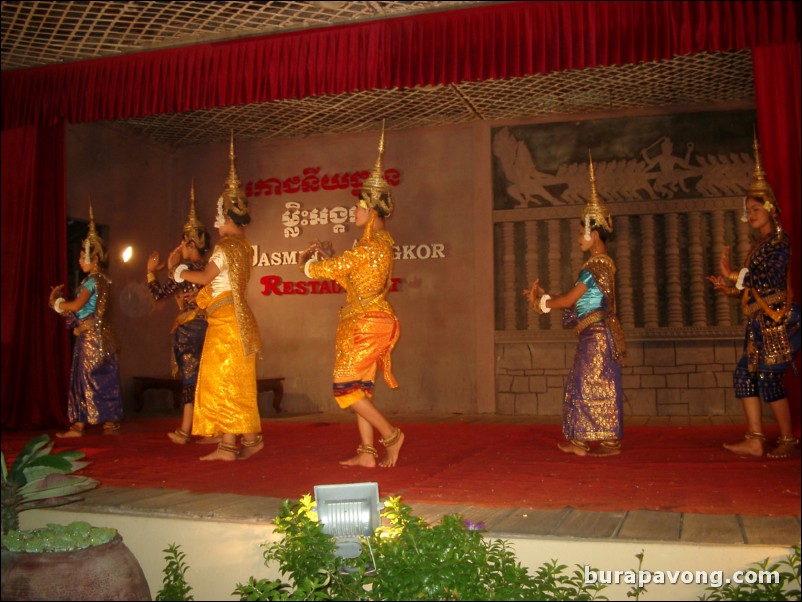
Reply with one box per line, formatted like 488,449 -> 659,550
313,482 -> 381,559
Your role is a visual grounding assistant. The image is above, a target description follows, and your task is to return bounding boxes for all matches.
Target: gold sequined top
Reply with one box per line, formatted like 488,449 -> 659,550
213,235 -> 262,356
308,229 -> 396,319
582,254 -> 626,360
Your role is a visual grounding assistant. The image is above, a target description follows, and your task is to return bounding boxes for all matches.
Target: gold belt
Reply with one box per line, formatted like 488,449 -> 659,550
73,318 -> 95,336
574,309 -> 607,336
339,292 -> 385,320
207,294 -> 234,316
743,290 -> 788,318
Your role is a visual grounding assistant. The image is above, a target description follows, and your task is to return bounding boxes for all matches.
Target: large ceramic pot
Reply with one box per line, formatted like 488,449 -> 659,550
0,533 -> 151,601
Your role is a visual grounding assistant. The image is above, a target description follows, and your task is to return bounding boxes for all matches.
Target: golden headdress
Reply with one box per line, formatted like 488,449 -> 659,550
358,120 -> 394,218
183,178 -> 208,251
583,151 -> 613,237
218,130 -> 249,220
742,128 -> 777,222
82,199 -> 108,263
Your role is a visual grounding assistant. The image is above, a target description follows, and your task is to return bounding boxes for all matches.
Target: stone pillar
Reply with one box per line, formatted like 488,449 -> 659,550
665,212 -> 683,327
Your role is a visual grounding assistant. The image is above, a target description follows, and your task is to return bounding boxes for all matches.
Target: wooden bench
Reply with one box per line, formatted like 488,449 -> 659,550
132,376 -> 285,413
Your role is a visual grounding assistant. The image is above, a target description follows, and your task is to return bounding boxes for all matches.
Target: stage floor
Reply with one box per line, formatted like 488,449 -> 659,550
3,412 -> 799,548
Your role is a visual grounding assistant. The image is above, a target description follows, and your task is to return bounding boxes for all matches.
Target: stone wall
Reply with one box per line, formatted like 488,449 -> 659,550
496,338 -> 746,416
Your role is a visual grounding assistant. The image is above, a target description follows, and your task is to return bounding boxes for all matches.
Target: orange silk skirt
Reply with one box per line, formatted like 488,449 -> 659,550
192,290 -> 260,436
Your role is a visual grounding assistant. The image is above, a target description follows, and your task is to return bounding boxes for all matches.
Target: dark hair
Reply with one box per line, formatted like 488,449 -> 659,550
227,209 -> 251,226
358,191 -> 392,218
185,235 -> 210,257
579,219 -> 612,242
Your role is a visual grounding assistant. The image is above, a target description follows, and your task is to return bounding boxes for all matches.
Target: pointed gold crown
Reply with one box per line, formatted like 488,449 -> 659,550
83,198 -> 108,263
747,127 -> 776,209
582,151 -> 613,234
358,120 -> 394,217
183,178 -> 208,250
220,130 -> 249,217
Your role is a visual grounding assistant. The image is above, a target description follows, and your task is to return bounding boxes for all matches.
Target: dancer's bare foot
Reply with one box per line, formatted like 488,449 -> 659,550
558,440 -> 588,456
340,444 -> 378,467
56,425 -> 84,438
102,422 -> 121,435
723,433 -> 764,456
239,434 -> 264,460
767,436 -> 799,459
167,429 -> 190,445
589,443 -> 621,457
200,443 -> 239,461
379,429 -> 404,468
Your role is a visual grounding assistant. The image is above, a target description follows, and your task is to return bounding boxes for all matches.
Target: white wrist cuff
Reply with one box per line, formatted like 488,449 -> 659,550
173,264 -> 188,283
304,257 -> 319,279
734,268 -> 748,291
54,298 -> 65,314
540,294 -> 552,314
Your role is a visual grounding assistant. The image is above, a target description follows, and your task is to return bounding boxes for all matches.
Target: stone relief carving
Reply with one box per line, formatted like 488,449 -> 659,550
492,110 -> 756,209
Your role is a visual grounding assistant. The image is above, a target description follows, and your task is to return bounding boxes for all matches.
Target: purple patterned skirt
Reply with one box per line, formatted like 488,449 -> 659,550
67,319 -> 123,424
562,321 -> 623,442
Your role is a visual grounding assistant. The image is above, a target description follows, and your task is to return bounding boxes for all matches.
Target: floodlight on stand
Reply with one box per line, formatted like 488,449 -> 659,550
313,482 -> 381,562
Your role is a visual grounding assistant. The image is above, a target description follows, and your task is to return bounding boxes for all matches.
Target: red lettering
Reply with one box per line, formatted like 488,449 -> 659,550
319,281 -> 332,294
282,281 -> 295,295
294,281 -> 308,295
260,275 -> 283,296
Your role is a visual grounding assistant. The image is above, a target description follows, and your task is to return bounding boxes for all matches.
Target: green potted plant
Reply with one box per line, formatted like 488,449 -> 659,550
1,433 -> 151,601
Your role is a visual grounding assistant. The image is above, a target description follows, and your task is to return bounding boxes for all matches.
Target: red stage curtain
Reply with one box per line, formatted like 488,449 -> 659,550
0,124 -> 70,429
752,41 -> 802,433
2,1 -> 799,128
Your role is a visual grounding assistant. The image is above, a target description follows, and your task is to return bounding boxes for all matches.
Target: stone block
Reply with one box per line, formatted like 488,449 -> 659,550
641,375 -> 667,388
741,516 -> 802,546
688,372 -> 716,388
657,403 -> 688,416
653,366 -> 687,374
643,342 -> 676,366
515,393 -> 538,414
675,343 -> 716,366
687,389 -> 725,415
528,376 -> 548,393
547,375 -> 565,388
715,371 -> 734,388
538,392 -> 563,415
496,374 -> 513,393
497,393 -> 515,415
617,510 -> 680,541
656,388 -> 680,405
724,391 -> 742,415
624,342 -> 644,367
529,342 -> 568,370
511,376 -> 530,393
622,373 -> 640,389
623,390 -> 656,416
713,343 -> 739,366
681,514 -> 742,544
496,343 -> 532,370
666,373 -> 688,388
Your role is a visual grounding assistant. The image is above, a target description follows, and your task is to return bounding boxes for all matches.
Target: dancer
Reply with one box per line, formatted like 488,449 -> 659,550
49,201 -> 124,437
299,122 -> 404,468
147,180 -> 211,445
168,133 -> 263,461
524,153 -> 626,457
708,132 -> 800,459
